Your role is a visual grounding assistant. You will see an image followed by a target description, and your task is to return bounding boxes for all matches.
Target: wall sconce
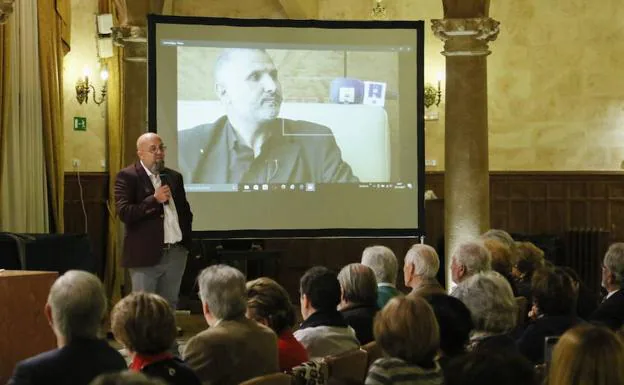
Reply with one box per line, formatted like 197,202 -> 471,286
76,65 -> 108,105
424,72 -> 444,120
424,83 -> 441,109
371,0 -> 387,20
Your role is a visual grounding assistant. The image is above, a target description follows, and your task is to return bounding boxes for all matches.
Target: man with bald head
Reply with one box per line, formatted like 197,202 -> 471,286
114,132 -> 193,310
179,48 -> 358,184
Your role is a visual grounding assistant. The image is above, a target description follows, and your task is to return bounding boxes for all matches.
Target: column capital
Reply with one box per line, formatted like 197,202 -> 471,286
112,0 -> 164,62
431,17 -> 500,56
112,26 -> 147,62
0,0 -> 15,25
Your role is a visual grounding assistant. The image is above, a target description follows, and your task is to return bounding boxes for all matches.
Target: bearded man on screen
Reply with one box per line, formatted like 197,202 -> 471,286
179,48 -> 359,185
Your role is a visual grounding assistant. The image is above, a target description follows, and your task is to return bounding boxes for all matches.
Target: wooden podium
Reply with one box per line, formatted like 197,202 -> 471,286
0,270 -> 58,383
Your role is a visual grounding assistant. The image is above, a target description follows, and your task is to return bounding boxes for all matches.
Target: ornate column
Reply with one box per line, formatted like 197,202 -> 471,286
431,1 -> 499,289
113,0 -> 164,164
0,0 -> 14,24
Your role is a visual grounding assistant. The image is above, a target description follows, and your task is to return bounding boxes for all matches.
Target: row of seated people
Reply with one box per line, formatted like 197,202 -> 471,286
6,229 -> 624,385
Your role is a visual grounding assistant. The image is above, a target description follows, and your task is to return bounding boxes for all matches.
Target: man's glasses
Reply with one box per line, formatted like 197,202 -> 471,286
145,145 -> 167,154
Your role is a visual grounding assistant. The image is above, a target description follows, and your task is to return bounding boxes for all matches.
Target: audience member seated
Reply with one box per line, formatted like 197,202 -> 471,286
365,296 -> 443,385
453,271 -> 518,354
513,241 -> 545,299
560,266 -> 599,320
294,266 -> 359,359
7,270 -> 126,385
423,294 -> 474,370
547,324 -> 624,385
481,229 -> 517,257
444,350 -> 537,385
183,265 -> 278,385
517,267 -> 584,364
337,263 -> 379,344
449,240 -> 492,295
90,371 -> 167,385
403,244 -> 446,298
590,243 -> 624,330
483,238 -> 518,295
246,277 -> 309,371
361,245 -> 400,309
110,292 -> 201,385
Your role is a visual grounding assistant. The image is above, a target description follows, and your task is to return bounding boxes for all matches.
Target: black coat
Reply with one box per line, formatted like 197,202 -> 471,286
179,117 -> 359,184
7,338 -> 126,385
142,357 -> 201,385
340,304 -> 378,345
516,315 -> 584,364
590,289 -> 624,330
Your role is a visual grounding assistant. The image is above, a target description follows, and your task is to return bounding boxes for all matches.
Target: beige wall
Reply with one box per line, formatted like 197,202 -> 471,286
63,0 -> 624,171
62,0 -> 108,172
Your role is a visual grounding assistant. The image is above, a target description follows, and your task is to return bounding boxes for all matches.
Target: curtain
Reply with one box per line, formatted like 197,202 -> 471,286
103,0 -> 126,304
0,21 -> 10,205
0,0 -> 49,233
37,0 -> 65,232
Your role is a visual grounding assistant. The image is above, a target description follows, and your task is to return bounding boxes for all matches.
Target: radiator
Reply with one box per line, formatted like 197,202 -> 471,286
563,228 -> 610,296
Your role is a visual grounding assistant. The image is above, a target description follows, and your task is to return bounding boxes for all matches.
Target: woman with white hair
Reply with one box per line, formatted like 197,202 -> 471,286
453,271 -> 518,353
337,263 -> 379,344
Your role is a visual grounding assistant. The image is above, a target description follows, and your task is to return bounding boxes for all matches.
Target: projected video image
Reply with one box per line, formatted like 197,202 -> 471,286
176,47 -> 398,186
150,16 -> 424,234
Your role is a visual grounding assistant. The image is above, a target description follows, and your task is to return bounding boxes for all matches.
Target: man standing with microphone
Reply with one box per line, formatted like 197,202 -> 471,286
114,132 -> 193,311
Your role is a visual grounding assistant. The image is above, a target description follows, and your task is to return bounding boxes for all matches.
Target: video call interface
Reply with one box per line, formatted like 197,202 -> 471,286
169,43 -> 419,194
151,17 -> 423,233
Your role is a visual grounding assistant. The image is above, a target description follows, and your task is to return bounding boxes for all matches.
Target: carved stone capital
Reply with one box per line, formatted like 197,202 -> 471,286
114,0 -> 164,27
431,18 -> 500,56
0,0 -> 15,25
112,26 -> 147,62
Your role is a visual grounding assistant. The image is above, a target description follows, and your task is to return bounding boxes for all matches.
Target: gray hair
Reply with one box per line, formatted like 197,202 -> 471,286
48,270 -> 106,342
338,263 -> 378,306
482,229 -> 517,264
453,271 -> 517,334
404,244 -> 440,278
452,240 -> 492,276
604,243 -> 624,286
198,264 -> 247,320
361,245 -> 398,284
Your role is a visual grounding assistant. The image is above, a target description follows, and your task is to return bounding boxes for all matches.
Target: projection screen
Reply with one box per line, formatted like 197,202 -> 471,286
148,16 -> 425,238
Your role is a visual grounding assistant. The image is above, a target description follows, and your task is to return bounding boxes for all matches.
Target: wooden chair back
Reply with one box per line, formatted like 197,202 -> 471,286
361,341 -> 383,370
239,372 -> 293,385
324,349 -> 368,384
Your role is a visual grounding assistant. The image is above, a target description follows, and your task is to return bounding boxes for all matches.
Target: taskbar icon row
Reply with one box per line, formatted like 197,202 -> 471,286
238,183 -> 316,192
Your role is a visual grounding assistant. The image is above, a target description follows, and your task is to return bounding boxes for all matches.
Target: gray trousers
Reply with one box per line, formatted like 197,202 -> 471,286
128,245 -> 188,310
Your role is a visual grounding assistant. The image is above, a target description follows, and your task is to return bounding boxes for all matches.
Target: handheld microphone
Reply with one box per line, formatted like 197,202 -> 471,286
159,173 -> 170,205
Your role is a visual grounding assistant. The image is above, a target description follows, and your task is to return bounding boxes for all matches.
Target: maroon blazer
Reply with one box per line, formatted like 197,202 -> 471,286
114,162 -> 193,268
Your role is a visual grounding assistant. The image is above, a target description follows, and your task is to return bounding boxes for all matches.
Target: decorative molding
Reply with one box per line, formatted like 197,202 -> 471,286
112,25 -> 147,44
0,0 -> 14,24
371,0 -> 387,20
112,26 -> 147,62
431,17 -> 500,56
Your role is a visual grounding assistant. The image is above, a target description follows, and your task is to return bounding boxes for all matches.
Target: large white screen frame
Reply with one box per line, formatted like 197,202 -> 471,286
148,16 -> 426,238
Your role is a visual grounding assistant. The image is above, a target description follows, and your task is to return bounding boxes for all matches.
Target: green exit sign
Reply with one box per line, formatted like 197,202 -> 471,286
73,116 -> 87,131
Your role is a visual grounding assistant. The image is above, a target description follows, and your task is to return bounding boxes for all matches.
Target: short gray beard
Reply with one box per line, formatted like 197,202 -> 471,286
152,159 -> 165,174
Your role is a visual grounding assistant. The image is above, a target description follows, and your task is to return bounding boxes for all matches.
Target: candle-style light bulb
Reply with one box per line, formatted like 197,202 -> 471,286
82,65 -> 92,79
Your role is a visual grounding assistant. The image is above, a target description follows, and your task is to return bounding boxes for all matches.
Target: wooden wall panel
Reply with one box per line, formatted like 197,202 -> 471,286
63,172 -> 109,277
424,171 -> 624,242
63,171 -> 624,298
